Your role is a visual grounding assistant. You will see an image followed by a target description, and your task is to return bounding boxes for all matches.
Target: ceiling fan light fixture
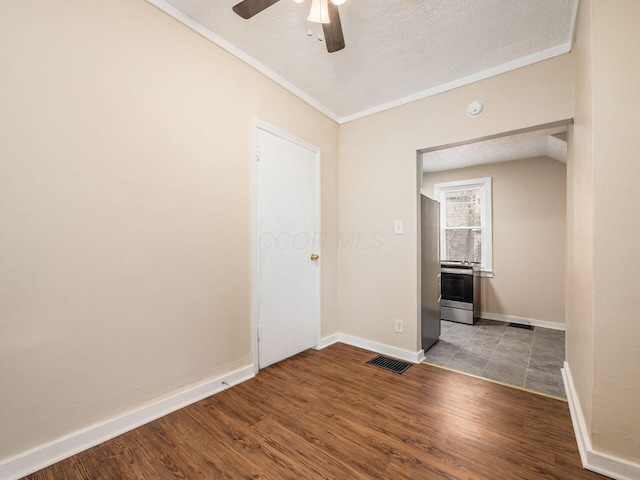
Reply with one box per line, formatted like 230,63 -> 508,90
308,0 -> 330,24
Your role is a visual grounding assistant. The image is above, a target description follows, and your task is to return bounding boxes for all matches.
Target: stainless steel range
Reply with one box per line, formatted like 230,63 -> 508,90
440,261 -> 481,325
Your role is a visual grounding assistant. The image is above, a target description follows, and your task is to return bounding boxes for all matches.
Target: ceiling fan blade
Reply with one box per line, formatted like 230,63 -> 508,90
322,2 -> 345,53
232,0 -> 280,19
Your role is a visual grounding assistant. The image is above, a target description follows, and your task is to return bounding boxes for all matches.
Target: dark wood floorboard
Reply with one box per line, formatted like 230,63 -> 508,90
23,343 -> 607,480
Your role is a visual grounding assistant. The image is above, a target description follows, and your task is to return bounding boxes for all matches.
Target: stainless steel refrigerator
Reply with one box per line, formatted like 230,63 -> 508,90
421,194 -> 441,351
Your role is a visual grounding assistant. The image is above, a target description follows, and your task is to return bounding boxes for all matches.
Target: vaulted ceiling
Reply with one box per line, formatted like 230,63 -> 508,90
147,0 -> 579,124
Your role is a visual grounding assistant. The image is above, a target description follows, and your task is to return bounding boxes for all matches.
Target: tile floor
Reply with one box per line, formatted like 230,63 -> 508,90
424,319 -> 566,398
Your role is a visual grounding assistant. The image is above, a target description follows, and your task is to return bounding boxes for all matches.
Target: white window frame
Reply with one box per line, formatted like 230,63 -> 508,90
434,177 -> 493,274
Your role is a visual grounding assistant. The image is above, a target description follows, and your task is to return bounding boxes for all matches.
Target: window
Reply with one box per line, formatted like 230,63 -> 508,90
434,177 -> 492,273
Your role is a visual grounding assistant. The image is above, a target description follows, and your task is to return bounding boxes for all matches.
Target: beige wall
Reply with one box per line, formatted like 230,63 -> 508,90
566,0 -> 596,444
0,0 -> 339,461
568,0 -> 640,462
338,55 -> 575,353
423,157 -> 567,325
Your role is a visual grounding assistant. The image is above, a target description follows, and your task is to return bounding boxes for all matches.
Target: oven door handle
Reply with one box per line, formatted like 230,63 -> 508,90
441,268 -> 473,275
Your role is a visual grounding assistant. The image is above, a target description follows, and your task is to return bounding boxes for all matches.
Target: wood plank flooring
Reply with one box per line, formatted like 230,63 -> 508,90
24,343 -> 607,480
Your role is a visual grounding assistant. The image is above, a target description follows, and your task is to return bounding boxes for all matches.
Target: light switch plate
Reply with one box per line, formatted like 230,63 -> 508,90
394,220 -> 404,235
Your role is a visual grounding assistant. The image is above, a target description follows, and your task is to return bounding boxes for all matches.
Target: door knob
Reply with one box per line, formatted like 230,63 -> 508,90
310,253 -> 319,261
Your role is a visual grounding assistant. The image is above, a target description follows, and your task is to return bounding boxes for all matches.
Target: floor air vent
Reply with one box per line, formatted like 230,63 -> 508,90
367,355 -> 412,374
508,322 -> 534,330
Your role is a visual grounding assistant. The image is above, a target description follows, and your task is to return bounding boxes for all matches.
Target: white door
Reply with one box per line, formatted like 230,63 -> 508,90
255,125 -> 320,369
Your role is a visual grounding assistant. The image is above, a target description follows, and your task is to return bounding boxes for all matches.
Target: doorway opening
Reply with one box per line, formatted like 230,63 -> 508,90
416,119 -> 572,398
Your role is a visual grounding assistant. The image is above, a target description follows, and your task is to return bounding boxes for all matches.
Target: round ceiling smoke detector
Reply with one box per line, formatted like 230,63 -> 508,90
466,100 -> 485,118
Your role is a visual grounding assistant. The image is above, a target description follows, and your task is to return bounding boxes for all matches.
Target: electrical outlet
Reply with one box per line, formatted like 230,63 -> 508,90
395,319 -> 404,334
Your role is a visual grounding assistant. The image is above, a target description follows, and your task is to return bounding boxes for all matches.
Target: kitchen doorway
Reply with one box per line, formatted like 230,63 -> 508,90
416,119 -> 571,397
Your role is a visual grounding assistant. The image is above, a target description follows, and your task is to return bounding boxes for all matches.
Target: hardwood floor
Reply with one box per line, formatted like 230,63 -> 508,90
24,343 -> 607,480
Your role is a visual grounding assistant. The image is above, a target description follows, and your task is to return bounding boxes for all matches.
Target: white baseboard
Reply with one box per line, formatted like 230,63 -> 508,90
562,362 -> 640,480
481,311 -> 565,331
316,333 -> 340,350
318,333 -> 424,364
0,365 -> 255,480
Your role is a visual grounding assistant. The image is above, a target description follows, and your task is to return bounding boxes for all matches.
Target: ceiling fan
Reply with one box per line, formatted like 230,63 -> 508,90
232,0 -> 346,53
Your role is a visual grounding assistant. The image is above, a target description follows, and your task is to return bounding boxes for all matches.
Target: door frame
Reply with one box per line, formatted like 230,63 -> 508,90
251,117 -> 322,373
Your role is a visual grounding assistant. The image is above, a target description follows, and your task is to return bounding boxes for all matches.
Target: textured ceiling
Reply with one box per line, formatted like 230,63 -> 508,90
422,126 -> 568,173
147,0 -> 578,123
